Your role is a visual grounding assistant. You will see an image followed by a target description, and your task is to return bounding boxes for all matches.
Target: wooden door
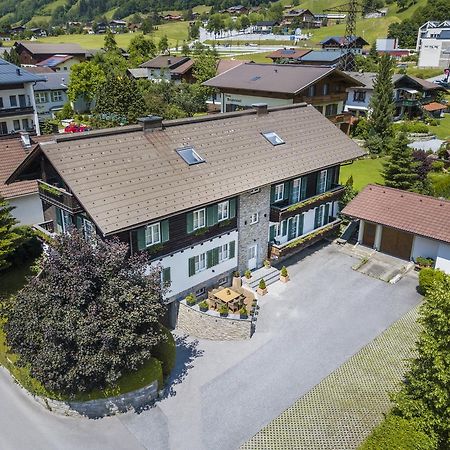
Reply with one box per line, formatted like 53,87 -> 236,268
362,222 -> 376,248
380,226 -> 413,260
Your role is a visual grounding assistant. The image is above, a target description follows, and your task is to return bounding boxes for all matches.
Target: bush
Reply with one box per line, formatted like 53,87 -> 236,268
280,266 -> 288,277
431,160 -> 444,172
185,293 -> 196,305
152,326 -> 176,379
56,103 -> 74,120
360,414 -> 435,450
244,269 -> 252,279
7,226 -> 42,267
239,306 -> 248,317
258,278 -> 266,290
415,257 -> 434,268
199,300 -> 209,310
219,304 -> 229,315
418,268 -> 446,295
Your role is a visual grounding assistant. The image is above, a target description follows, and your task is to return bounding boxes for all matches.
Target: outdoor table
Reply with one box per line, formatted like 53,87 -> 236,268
213,288 -> 244,311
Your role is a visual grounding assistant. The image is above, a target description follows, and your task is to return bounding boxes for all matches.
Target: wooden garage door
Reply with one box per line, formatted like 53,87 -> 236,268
380,226 -> 413,260
362,222 -> 376,248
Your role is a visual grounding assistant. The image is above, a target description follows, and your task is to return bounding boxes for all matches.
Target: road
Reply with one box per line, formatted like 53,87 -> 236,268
0,244 -> 421,450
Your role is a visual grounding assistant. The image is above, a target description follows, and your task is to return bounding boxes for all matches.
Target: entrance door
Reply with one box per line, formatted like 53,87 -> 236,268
363,222 -> 376,248
288,216 -> 298,241
248,244 -> 258,270
380,226 -> 413,260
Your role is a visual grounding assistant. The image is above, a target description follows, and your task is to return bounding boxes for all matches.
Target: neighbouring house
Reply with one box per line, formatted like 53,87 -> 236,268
226,5 -> 248,15
296,49 -> 353,69
203,62 -> 363,133
418,24 -> 450,68
416,20 -> 450,52
342,184 -> 450,274
364,8 -> 387,19
36,54 -> 81,72
7,103 -> 364,326
376,38 -> 410,59
109,20 -> 127,33
30,28 -> 47,38
314,13 -> 346,26
282,9 -> 319,28
320,36 -> 369,54
162,14 -> 183,21
0,134 -> 43,224
266,48 -> 311,63
13,42 -> 88,65
253,21 -> 279,34
139,56 -> 195,83
33,72 -> 69,121
10,25 -> 26,35
0,58 -> 45,136
344,72 -> 448,118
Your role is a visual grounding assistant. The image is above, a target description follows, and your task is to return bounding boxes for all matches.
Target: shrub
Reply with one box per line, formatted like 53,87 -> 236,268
431,160 -> 444,172
360,414 -> 435,450
219,304 -> 229,315
185,293 -> 196,306
152,327 -> 176,379
239,306 -> 248,317
415,257 -> 434,268
418,268 -> 445,295
7,226 -> 42,267
258,279 -> 266,290
233,271 -> 240,277
244,269 -> 252,279
263,259 -> 271,268
280,266 -> 288,277
199,300 -> 208,310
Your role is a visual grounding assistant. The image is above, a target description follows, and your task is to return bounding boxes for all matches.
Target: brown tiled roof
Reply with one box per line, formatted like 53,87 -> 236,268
216,59 -> 249,75
10,104 -> 365,235
342,184 -> 450,244
25,66 -> 55,74
170,59 -> 194,75
266,48 -> 311,60
15,41 -> 87,56
423,102 -> 447,112
0,137 -> 38,199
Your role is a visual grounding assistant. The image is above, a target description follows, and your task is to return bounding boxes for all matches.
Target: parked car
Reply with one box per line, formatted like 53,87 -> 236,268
64,122 -> 90,133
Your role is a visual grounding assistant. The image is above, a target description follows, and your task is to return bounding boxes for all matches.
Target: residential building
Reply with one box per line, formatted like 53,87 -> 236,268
203,63 -> 362,133
417,22 -> 450,68
344,71 -> 377,116
342,184 -> 450,274
0,134 -> 43,224
109,20 -> 128,33
416,21 -> 450,52
296,49 -> 353,69
314,13 -> 346,26
13,42 -> 88,65
266,48 -> 311,63
7,104 -> 364,326
33,72 -> 69,120
139,56 -> 195,83
0,58 -> 44,135
253,21 -> 279,34
226,5 -> 248,15
36,54 -> 82,72
282,9 -> 319,28
320,36 -> 369,54
376,38 -> 410,59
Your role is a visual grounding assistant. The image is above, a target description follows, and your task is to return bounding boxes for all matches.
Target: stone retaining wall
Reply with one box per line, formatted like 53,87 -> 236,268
177,302 -> 252,340
32,380 -> 160,418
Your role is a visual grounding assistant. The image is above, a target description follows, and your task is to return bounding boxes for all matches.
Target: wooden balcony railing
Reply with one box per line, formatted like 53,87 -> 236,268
38,180 -> 82,213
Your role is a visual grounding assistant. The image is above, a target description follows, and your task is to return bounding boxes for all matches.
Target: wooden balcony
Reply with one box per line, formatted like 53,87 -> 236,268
38,180 -> 82,213
270,185 -> 345,222
327,112 -> 355,124
300,93 -> 347,104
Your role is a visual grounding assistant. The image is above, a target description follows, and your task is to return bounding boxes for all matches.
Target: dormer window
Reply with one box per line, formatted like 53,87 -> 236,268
262,131 -> 285,146
177,147 -> 205,165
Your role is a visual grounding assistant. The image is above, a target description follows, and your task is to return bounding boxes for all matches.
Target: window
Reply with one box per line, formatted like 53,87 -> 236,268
217,201 -> 229,221
325,104 -> 338,116
250,212 -> 259,224
353,91 -> 366,102
0,97 -> 3,108
35,92 -> 48,104
22,119 -> 29,130
307,84 -> 316,97
9,95 -> 17,107
145,222 -> 161,246
177,147 -> 205,165
61,209 -> 72,233
274,184 -> 284,202
318,170 -> 327,194
193,208 -> 206,230
195,287 -> 206,296
83,218 -> 95,240
262,131 -> 285,146
18,94 -> 26,107
13,120 -> 20,131
218,276 -> 228,286
292,178 -> 301,203
219,243 -> 229,262
323,83 -> 329,95
194,253 -> 206,273
0,122 -> 7,135
314,205 -> 325,228
51,91 -> 63,102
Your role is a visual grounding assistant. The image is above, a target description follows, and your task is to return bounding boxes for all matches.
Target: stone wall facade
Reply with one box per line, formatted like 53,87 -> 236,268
177,302 -> 252,340
237,187 -> 271,273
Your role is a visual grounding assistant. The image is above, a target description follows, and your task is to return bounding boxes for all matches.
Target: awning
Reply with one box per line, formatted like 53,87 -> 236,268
345,105 -> 369,111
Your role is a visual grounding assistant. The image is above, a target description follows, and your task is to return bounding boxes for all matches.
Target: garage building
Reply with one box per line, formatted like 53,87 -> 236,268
342,184 -> 450,274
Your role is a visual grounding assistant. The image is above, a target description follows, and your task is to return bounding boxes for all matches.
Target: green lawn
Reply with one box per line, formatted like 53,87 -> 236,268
428,113 -> 450,140
227,51 -> 272,63
340,157 -> 386,191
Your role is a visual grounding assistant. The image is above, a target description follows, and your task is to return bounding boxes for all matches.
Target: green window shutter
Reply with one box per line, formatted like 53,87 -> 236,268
161,220 -> 169,242
162,267 -> 171,283
229,198 -> 236,218
269,225 -> 276,242
324,203 -> 330,224
300,176 -> 308,200
298,214 -> 304,236
75,215 -> 83,230
55,207 -> 62,226
207,250 -> 213,268
314,207 -> 320,228
281,220 -> 287,236
186,212 -> 194,234
229,240 -> 235,258
284,181 -> 291,200
270,186 -> 276,203
213,247 -> 220,265
326,168 -> 333,191
207,205 -> 218,226
137,227 -> 146,251
188,257 -> 195,277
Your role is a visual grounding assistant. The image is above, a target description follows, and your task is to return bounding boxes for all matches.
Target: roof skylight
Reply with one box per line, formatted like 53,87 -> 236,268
262,131 -> 285,146
177,147 -> 205,165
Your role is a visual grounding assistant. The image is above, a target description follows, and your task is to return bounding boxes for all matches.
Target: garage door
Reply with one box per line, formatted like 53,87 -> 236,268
380,226 -> 413,260
362,222 -> 376,248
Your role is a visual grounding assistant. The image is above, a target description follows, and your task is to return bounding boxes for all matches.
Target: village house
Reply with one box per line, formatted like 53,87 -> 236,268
266,48 -> 311,63
35,54 -> 81,72
139,55 -> 195,83
296,49 -> 353,70
7,104 -> 364,326
13,42 -> 88,65
282,9 -> 319,28
203,63 -> 362,133
253,21 -> 280,34
0,58 -> 44,136
417,21 -> 450,68
320,35 -> 369,54
33,72 -> 69,121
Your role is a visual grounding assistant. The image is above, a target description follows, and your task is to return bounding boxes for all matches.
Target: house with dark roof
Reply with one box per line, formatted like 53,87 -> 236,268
320,36 -> 369,54
139,55 -> 195,83
36,54 -> 81,72
253,21 -> 280,34
342,184 -> 450,273
282,9 -> 318,28
13,41 -> 88,65
203,63 -> 363,133
0,135 -> 43,224
296,49 -> 353,69
0,58 -> 45,135
7,103 -> 365,326
266,48 -> 311,63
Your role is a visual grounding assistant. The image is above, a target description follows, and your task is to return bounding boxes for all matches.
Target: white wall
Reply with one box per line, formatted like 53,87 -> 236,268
221,92 -> 293,113
436,243 -> 450,274
150,230 -> 238,299
344,88 -> 372,114
418,39 -> 442,67
411,235 -> 440,260
9,193 -> 44,225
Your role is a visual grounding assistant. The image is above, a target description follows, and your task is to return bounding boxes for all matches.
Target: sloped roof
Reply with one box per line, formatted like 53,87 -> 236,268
15,41 -> 87,56
36,54 -> 74,67
267,48 -> 311,60
170,59 -> 194,75
0,58 -> 45,85
0,138 -> 38,199
140,55 -> 190,69
342,184 -> 450,244
423,101 -> 447,112
127,68 -> 148,79
216,59 -> 249,75
34,72 -> 69,91
299,50 -> 346,63
320,35 -> 368,46
9,104 -> 365,235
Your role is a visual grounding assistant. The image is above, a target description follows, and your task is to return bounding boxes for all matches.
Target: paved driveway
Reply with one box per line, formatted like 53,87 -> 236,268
1,243 -> 421,450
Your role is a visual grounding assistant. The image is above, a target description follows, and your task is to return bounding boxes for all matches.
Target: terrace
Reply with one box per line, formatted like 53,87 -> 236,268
38,180 -> 82,214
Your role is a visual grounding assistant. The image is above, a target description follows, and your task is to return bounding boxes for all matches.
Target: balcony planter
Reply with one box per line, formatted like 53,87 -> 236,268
185,293 -> 196,307
257,279 -> 267,296
263,259 -> 271,269
239,307 -> 248,319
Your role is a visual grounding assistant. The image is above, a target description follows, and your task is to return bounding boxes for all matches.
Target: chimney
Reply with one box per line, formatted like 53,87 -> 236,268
20,131 -> 31,148
252,103 -> 268,116
138,116 -> 163,132
167,58 -> 171,65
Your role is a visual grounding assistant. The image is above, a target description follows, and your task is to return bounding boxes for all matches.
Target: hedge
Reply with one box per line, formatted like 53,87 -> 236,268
418,268 -> 446,296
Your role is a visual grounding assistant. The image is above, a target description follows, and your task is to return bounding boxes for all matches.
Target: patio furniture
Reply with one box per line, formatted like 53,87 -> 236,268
212,288 -> 245,312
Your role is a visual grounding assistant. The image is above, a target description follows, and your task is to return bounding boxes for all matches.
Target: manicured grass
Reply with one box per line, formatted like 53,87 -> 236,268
340,157 -> 386,191
428,113 -> 450,140
225,51 -> 272,63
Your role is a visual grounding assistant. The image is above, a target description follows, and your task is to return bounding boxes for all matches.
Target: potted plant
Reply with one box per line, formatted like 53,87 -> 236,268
219,304 -> 229,317
257,278 -> 267,296
232,270 -> 242,289
280,266 -> 290,283
239,306 -> 248,319
415,256 -> 434,270
186,293 -> 196,306
264,259 -> 271,269
199,300 -> 209,312
244,269 -> 252,279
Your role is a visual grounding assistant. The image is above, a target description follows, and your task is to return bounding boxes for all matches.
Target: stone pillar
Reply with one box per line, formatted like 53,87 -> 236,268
357,220 -> 365,244
374,224 -> 383,251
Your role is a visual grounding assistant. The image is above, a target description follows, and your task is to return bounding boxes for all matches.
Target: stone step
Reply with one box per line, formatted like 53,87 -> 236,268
245,267 -> 280,289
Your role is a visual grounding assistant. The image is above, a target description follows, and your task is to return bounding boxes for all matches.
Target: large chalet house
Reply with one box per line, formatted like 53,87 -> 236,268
320,36 -> 369,54
13,42 -> 88,65
7,104 -> 364,326
139,56 -> 195,84
203,63 -> 363,133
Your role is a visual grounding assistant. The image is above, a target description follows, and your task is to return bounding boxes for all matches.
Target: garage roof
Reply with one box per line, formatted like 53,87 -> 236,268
342,184 -> 450,244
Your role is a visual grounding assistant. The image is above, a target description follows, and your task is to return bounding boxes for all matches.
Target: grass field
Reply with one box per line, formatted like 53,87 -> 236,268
428,113 -> 450,140
340,157 -> 386,191
230,51 -> 272,63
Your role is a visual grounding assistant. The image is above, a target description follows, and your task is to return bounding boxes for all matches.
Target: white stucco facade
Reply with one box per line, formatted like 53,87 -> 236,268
8,193 -> 44,225
410,235 -> 450,274
436,243 -> 450,274
344,88 -> 372,115
221,92 -> 293,113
